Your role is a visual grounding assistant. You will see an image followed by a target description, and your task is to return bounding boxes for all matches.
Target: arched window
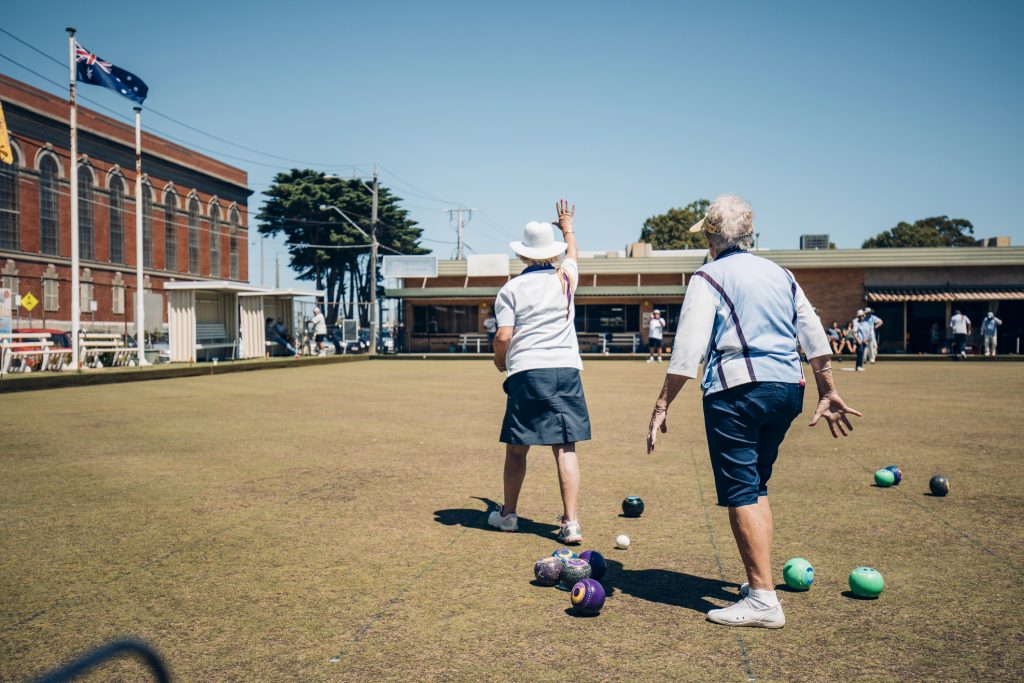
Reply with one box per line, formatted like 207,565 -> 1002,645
39,155 -> 60,255
108,175 -> 125,263
209,201 -> 221,277
229,207 -> 241,280
164,189 -> 178,271
187,195 -> 200,273
78,165 -> 95,259
142,183 -> 154,268
0,147 -> 19,250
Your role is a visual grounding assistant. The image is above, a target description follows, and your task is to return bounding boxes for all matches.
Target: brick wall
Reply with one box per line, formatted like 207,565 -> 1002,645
789,267 -> 866,326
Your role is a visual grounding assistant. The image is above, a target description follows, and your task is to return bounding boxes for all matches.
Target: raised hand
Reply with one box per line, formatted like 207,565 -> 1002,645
809,392 -> 862,438
555,199 -> 575,233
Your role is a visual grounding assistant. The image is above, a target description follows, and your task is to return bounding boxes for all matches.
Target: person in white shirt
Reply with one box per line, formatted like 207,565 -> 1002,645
949,309 -> 972,358
483,310 -> 498,352
488,200 -> 590,545
646,194 -> 861,629
310,306 -> 328,356
863,307 -> 883,363
981,311 -> 1002,356
646,310 -> 667,363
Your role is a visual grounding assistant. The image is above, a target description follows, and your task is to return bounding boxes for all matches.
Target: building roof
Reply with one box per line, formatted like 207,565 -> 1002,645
866,286 -> 1024,302
385,285 -> 686,299
423,247 -> 1024,278
164,281 -> 321,297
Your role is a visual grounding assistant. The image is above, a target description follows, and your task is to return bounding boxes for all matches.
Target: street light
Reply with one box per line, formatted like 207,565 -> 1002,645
320,187 -> 379,355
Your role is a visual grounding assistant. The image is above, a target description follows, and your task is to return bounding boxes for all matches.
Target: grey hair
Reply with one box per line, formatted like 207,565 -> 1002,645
705,193 -> 754,252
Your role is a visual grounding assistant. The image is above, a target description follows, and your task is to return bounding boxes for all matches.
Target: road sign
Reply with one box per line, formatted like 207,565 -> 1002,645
21,291 -> 38,312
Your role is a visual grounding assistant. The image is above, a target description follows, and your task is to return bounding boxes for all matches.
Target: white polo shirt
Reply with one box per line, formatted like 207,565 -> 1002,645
495,259 -> 582,376
648,316 -> 666,340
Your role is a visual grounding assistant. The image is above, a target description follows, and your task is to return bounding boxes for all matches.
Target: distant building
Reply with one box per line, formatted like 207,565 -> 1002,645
0,73 -> 252,333
976,236 -> 1012,247
388,247 -> 1024,355
800,234 -> 830,250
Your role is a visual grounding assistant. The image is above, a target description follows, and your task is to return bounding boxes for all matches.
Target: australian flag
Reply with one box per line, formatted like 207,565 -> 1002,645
75,42 -> 148,104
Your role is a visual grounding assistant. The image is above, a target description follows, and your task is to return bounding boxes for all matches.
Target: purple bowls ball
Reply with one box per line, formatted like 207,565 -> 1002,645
570,578 -> 606,614
578,550 -> 607,581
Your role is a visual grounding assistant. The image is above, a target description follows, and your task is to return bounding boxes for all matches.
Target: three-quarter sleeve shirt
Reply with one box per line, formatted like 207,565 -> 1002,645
666,248 -> 831,395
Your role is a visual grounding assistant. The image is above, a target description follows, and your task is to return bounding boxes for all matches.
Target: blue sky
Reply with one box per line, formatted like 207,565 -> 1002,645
3,1 -> 1022,288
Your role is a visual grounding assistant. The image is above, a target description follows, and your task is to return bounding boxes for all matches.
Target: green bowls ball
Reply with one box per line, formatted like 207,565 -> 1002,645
782,557 -> 815,591
874,469 -> 896,487
849,566 -> 884,598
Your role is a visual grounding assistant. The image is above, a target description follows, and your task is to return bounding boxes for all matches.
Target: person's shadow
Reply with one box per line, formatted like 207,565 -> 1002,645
433,497 -> 560,541
604,559 -> 739,613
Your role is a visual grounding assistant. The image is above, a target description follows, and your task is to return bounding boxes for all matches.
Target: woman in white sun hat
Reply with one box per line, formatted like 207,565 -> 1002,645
487,199 -> 590,545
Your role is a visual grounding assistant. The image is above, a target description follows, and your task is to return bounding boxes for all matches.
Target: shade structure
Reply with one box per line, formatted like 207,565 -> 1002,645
865,286 -> 1024,303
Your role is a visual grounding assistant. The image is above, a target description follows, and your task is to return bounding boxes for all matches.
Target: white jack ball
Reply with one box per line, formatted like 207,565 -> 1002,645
615,534 -> 630,549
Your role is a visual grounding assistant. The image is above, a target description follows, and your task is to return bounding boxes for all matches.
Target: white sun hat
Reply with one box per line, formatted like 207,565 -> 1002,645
510,221 -> 567,261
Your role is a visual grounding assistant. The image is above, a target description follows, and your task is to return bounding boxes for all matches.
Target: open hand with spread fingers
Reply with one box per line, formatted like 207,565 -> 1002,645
555,199 -> 575,234
809,392 -> 862,438
647,404 -> 669,454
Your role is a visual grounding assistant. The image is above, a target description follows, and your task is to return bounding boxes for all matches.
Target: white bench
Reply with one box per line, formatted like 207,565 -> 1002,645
0,333 -> 72,375
602,333 -> 640,354
79,332 -> 133,368
460,333 -> 489,353
196,322 -> 235,360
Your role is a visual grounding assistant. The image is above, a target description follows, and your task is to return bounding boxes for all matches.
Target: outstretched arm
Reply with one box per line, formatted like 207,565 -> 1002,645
648,373 -> 687,453
555,199 -> 578,261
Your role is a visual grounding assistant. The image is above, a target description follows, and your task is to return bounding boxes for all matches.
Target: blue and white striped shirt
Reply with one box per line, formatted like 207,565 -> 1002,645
666,248 -> 831,396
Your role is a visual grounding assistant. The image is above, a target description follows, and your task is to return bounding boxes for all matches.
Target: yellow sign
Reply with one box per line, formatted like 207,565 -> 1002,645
0,99 -> 12,165
21,291 -> 38,312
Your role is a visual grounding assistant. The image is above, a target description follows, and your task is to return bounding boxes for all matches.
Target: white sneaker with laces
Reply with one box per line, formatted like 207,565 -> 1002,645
487,507 -> 518,532
556,519 -> 583,545
707,597 -> 785,628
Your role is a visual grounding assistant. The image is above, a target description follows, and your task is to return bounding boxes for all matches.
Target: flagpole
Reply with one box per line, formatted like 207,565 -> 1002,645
67,27 -> 81,370
133,106 -> 148,366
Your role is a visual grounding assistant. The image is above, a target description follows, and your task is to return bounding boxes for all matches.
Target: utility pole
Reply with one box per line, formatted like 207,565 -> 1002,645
259,235 -> 264,285
275,253 -> 279,288
447,206 -> 474,260
369,166 -> 379,356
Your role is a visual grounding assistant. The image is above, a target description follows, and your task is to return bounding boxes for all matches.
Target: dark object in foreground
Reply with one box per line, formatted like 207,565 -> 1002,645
929,475 -> 950,496
32,638 -> 170,683
622,496 -> 645,517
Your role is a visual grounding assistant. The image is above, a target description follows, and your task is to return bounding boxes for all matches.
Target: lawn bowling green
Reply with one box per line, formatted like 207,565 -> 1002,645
2,360 -> 1023,680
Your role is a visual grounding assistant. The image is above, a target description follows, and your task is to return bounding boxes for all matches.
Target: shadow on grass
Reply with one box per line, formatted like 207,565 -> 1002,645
841,590 -> 880,601
604,559 -> 737,613
432,496 -> 560,541
564,607 -> 600,619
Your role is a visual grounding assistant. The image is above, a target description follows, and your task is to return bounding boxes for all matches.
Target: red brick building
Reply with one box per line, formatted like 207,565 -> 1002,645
0,74 -> 251,334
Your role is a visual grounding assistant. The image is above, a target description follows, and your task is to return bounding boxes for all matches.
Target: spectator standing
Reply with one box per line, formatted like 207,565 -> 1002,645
981,312 -> 1002,356
853,309 -> 874,371
484,310 -> 498,352
864,307 -> 883,363
949,309 -> 972,359
646,309 -> 667,363
310,307 -> 328,356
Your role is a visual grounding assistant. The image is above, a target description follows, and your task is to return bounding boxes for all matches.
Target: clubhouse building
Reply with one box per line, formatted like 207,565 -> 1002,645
388,245 -> 1024,355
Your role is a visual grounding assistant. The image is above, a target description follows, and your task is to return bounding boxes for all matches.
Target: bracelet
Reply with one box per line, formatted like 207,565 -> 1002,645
813,364 -> 832,374
563,231 -> 574,235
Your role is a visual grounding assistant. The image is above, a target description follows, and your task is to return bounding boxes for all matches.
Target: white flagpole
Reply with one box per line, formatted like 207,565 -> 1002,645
67,27 -> 81,370
133,106 -> 148,366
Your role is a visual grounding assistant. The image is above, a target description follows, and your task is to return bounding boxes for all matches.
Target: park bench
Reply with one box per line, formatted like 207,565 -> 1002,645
196,322 -> 235,360
602,333 -> 640,354
0,332 -> 72,376
79,332 -> 133,368
460,333 -> 489,353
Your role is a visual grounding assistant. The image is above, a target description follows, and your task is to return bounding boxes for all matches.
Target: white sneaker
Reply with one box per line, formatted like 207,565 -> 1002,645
856,367 -> 866,372
487,507 -> 518,532
657,358 -> 663,363
707,597 -> 785,628
646,357 -> 653,363
556,519 -> 583,545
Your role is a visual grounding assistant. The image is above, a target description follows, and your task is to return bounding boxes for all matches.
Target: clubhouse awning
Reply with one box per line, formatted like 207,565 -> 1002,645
865,286 -> 1024,303
385,285 -> 686,299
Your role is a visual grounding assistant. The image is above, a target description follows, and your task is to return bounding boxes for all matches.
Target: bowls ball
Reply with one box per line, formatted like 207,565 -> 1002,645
534,557 -> 563,586
929,475 -> 950,496
621,496 -> 645,517
570,578 -> 606,614
782,557 -> 815,591
578,550 -> 607,581
848,566 -> 884,598
559,558 -> 592,588
874,469 -> 896,487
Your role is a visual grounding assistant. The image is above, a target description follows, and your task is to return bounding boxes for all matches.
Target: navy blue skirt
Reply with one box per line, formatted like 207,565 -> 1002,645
500,368 -> 591,445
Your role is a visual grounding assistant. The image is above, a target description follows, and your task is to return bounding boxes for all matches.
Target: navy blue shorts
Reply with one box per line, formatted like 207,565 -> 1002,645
500,368 -> 591,446
703,382 -> 804,507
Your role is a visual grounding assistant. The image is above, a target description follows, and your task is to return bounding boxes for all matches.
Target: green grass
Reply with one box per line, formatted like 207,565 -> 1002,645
1,360 -> 1022,681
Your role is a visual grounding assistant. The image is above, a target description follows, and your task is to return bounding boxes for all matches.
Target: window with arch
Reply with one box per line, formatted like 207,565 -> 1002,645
164,190 -> 178,271
142,184 -> 154,268
187,195 -> 200,273
0,147 -> 19,250
109,175 -> 126,263
39,155 -> 61,255
78,165 -> 95,259
229,207 -> 241,280
209,201 -> 221,277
